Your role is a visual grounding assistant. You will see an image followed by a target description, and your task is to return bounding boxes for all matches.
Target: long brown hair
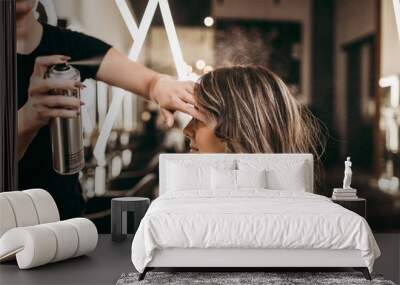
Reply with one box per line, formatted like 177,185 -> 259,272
194,65 -> 327,182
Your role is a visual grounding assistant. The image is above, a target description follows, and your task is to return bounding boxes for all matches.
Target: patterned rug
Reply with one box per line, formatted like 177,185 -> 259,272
117,271 -> 396,285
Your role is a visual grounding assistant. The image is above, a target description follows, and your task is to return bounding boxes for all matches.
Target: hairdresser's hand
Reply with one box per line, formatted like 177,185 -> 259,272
19,55 -> 85,133
149,75 -> 206,127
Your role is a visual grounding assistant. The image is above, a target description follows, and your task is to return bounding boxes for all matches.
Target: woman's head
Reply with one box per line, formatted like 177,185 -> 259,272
184,65 -> 325,157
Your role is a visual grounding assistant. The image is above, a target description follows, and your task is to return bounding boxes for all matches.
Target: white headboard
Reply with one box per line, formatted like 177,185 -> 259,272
159,154 -> 314,195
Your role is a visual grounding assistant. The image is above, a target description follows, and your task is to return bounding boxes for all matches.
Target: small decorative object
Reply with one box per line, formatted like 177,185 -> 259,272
343,157 -> 353,189
332,157 -> 358,200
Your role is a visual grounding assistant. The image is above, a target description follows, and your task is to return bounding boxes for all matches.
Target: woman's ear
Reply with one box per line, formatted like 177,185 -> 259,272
203,113 -> 218,130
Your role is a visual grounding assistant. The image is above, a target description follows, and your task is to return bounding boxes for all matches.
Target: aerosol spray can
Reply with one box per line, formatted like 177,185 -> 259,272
45,63 -> 84,175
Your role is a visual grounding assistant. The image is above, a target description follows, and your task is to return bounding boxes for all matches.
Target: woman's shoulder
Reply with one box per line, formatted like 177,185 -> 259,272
40,22 -> 110,51
41,22 -> 82,40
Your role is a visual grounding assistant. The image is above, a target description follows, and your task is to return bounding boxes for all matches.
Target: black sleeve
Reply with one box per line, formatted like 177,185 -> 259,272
60,29 -> 112,81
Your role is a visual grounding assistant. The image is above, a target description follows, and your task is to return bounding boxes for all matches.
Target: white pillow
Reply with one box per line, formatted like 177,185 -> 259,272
212,168 -> 236,190
167,162 -> 211,191
238,159 -> 308,191
211,169 -> 268,190
266,165 -> 307,191
236,169 -> 267,188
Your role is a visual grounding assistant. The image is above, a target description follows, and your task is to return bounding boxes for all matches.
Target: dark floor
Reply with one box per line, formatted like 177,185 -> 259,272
1,234 -> 398,285
0,235 -> 134,285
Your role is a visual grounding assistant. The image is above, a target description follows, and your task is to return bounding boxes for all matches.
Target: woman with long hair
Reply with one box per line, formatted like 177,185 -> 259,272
183,65 -> 327,186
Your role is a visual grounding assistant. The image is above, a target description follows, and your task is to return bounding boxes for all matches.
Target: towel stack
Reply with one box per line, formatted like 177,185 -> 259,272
332,188 -> 358,200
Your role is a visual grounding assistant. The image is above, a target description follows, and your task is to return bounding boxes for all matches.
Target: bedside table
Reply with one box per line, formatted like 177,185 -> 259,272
111,197 -> 150,242
331,198 -> 366,218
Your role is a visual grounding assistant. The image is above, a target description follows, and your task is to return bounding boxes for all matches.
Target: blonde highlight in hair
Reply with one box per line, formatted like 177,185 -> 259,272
195,65 -> 326,159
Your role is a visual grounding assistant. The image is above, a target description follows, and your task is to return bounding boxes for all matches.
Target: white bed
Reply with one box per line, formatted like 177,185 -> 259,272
131,154 -> 380,280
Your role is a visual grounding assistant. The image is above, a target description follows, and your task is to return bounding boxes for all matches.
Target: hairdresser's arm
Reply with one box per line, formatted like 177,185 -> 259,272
96,48 -> 204,127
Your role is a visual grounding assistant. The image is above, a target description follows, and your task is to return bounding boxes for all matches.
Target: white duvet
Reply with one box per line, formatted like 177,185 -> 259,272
131,190 -> 380,273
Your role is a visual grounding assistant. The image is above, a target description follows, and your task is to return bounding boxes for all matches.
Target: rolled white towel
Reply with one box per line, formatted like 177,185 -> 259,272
42,221 -> 79,263
0,226 -> 57,269
65,218 -> 98,257
23,189 -> 60,224
0,191 -> 39,227
0,218 -> 98,269
0,189 -> 59,239
0,196 -> 17,237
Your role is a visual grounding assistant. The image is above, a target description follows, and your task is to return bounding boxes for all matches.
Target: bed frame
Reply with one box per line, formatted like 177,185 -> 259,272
139,154 -> 371,281
140,248 -> 370,280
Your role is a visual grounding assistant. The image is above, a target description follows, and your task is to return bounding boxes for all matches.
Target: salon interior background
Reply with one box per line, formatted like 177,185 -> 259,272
36,0 -> 400,233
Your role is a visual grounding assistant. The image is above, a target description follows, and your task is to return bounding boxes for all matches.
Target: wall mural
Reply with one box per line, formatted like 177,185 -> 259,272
94,0 -> 192,165
216,20 -> 302,97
